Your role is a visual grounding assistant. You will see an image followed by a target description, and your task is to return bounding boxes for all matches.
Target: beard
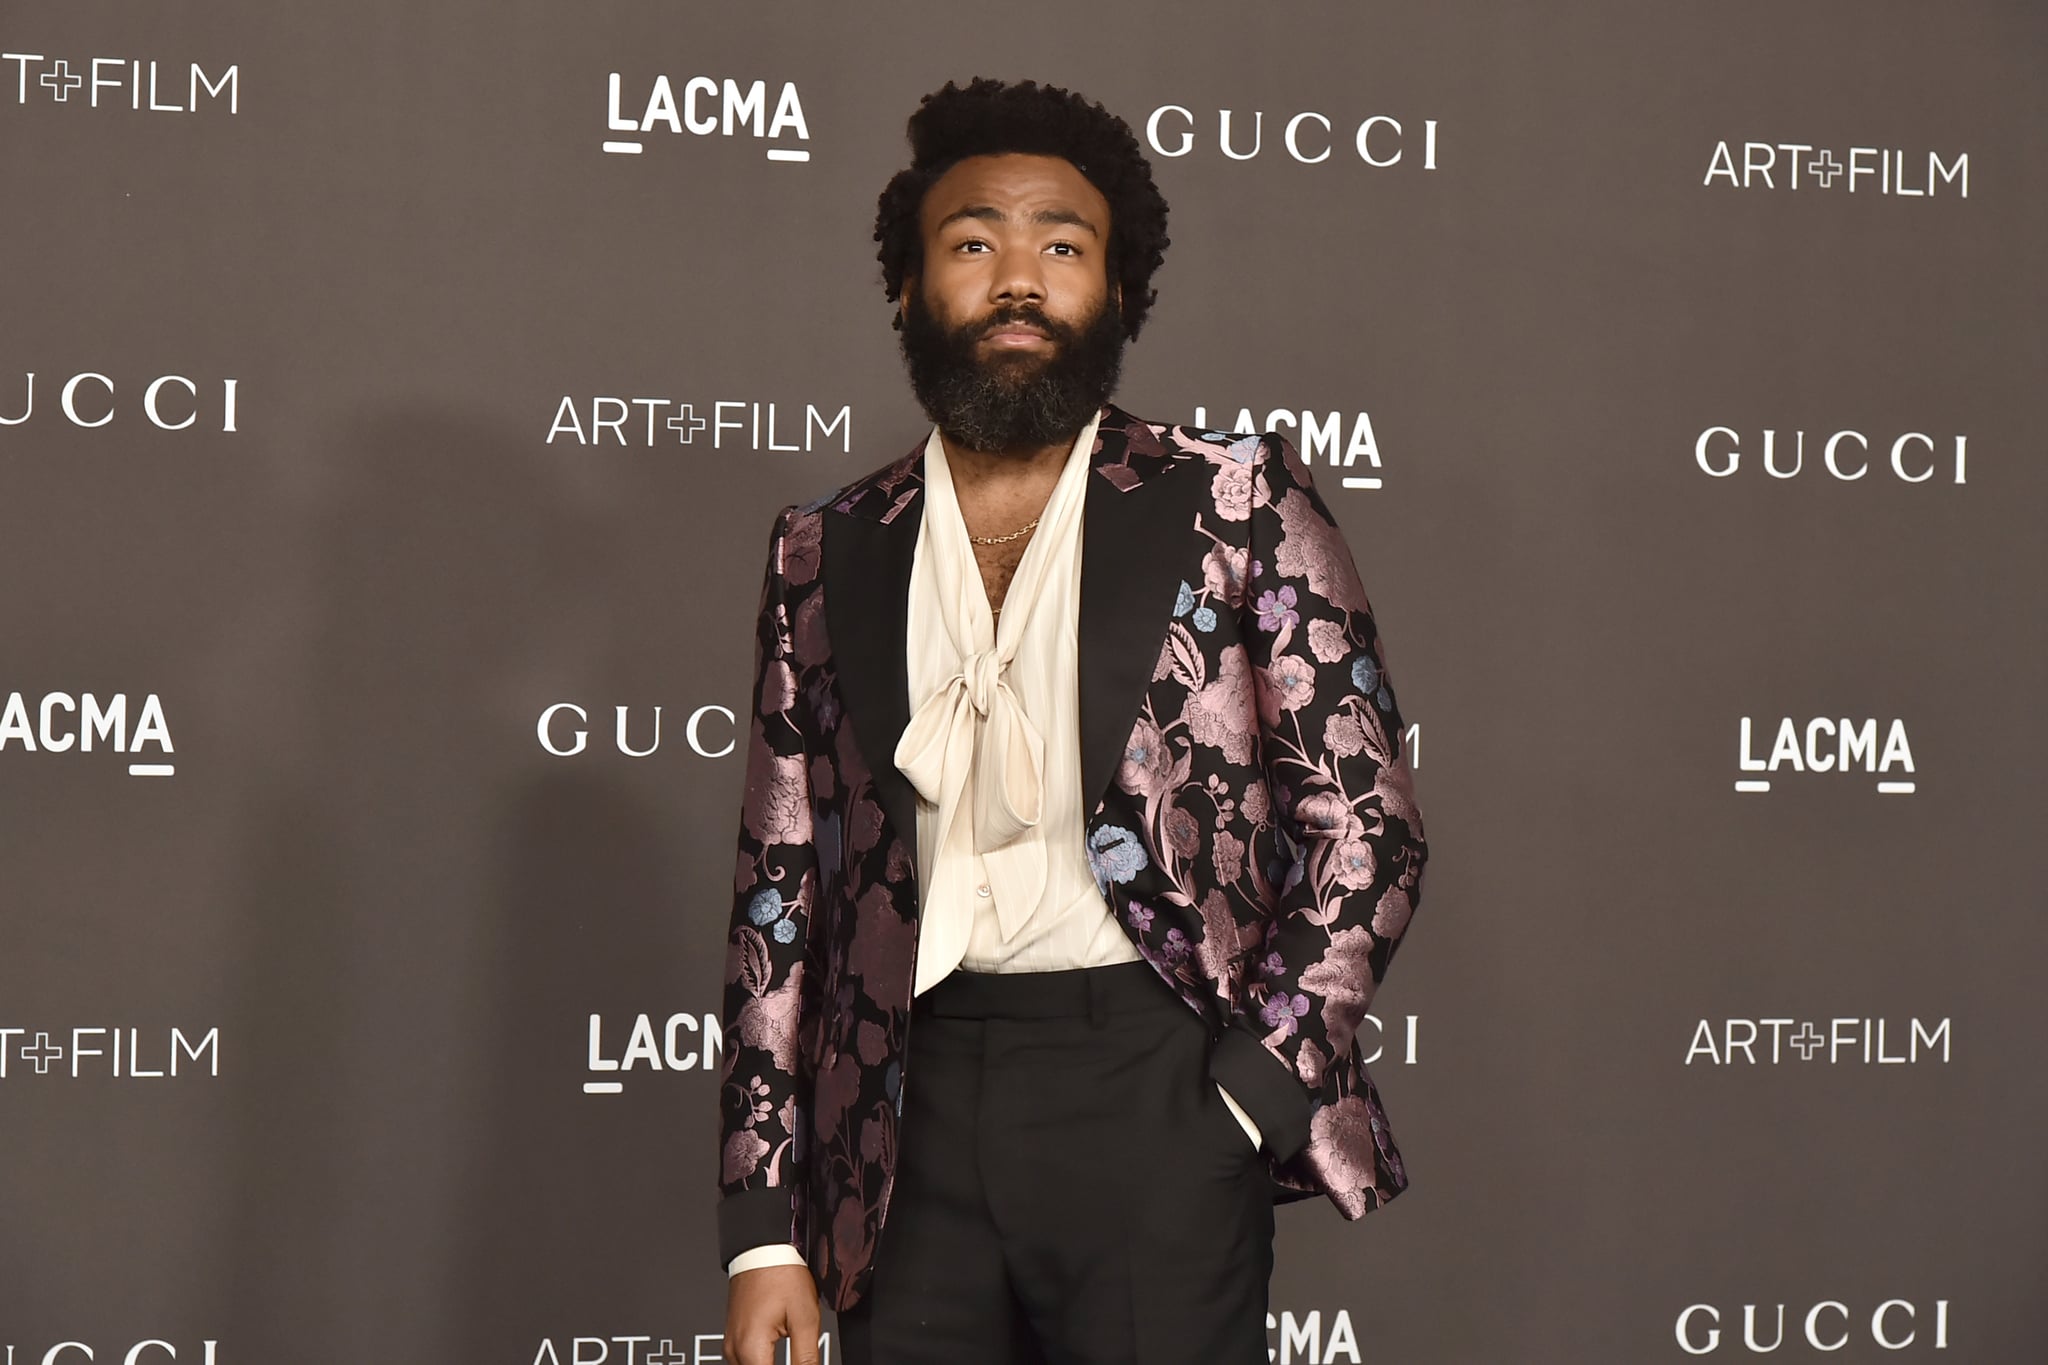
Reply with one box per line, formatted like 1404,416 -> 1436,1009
898,285 -> 1127,457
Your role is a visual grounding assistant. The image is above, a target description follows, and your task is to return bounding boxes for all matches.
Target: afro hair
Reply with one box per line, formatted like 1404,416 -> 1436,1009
874,78 -> 1170,340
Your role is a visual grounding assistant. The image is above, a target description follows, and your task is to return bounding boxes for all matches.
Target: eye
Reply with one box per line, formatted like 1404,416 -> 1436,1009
1048,241 -> 1081,256
955,239 -> 991,254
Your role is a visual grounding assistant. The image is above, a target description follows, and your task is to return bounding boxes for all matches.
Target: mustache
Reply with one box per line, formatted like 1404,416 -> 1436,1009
977,306 -> 1073,341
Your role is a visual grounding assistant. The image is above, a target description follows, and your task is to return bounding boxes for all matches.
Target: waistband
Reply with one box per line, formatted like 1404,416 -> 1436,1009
915,960 -> 1184,1021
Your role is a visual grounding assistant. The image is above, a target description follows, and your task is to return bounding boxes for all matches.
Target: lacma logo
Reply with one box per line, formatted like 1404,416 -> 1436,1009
603,73 -> 809,161
0,693 -> 176,776
583,1011 -> 722,1095
2,53 -> 238,113
1191,406 -> 1386,491
1266,1309 -> 1362,1364
1735,717 -> 1914,795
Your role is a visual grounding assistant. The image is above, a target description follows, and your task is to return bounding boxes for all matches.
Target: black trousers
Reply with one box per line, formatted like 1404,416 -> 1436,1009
837,960 -> 1275,1365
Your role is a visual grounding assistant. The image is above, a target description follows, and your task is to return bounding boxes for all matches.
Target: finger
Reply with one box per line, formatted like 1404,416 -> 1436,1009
788,1301 -> 822,1365
731,1326 -> 783,1365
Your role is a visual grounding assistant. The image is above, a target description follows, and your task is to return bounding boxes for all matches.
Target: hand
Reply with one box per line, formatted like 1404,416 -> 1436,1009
726,1262 -> 823,1365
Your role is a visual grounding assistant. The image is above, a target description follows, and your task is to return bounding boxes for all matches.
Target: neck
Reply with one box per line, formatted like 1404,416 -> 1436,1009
939,422 -> 1089,492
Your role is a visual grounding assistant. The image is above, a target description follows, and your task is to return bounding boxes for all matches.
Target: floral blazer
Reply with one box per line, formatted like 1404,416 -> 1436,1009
718,404 -> 1427,1310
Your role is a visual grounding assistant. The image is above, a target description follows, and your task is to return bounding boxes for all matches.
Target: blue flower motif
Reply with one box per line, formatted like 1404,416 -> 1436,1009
1199,430 -> 1233,442
1226,435 -> 1261,464
1173,580 -> 1195,617
772,918 -> 798,943
1126,902 -> 1155,933
1376,685 -> 1391,711
746,889 -> 783,926
1086,824 -> 1149,889
1191,606 -> 1217,633
1351,656 -> 1381,695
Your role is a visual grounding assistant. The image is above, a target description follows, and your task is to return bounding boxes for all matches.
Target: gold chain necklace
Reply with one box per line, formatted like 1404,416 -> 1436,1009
968,516 -> 1041,546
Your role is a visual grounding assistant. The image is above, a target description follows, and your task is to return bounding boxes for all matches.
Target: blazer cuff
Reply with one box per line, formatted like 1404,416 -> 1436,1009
1208,1023 -> 1313,1163
717,1185 -> 801,1268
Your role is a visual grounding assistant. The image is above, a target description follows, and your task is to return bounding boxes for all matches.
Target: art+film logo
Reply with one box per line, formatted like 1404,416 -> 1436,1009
528,1332 -> 832,1364
1685,1016 -> 1950,1066
546,395 -> 850,453
2,372 -> 241,432
0,692 -> 178,777
1145,105 -> 1439,170
1674,1298 -> 1950,1355
1732,716 -> 1916,795
1189,406 -> 1388,492
601,71 -> 809,161
1694,427 -> 1966,484
0,1026 -> 219,1080
535,704 -> 736,760
1703,140 -> 1968,198
1,51 -> 237,114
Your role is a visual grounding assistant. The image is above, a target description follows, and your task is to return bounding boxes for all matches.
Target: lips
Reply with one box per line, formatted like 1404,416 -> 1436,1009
984,324 -> 1048,341
982,322 -> 1053,352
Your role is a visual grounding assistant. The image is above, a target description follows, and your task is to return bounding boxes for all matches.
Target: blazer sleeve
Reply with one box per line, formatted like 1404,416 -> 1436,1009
1207,433 -> 1428,1164
715,504 -> 822,1267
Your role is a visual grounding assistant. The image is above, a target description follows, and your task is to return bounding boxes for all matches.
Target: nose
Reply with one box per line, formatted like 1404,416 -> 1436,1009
988,246 -> 1047,308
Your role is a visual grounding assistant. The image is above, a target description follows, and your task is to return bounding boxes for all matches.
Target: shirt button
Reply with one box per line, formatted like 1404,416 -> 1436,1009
975,884 -> 992,898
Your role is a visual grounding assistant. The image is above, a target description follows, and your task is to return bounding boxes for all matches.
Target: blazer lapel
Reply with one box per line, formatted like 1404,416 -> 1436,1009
1078,405 -> 1208,814
823,447 -> 925,857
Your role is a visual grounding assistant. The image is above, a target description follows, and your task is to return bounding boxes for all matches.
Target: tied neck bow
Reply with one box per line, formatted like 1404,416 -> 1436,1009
894,630 -> 1048,941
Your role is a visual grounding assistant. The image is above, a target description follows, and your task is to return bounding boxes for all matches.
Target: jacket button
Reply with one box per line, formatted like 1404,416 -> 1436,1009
975,884 -> 992,898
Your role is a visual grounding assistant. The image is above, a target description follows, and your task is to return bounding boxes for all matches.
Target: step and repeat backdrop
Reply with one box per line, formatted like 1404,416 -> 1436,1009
3,1 -> 2044,1362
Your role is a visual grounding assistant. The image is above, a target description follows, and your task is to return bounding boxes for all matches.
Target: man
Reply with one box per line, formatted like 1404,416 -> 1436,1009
717,78 -> 1426,1365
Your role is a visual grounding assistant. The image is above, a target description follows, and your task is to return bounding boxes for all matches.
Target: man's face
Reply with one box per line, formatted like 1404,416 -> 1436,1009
899,152 -> 1127,456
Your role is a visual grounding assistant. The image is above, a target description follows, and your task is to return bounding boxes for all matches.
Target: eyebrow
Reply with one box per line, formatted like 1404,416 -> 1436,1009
935,204 -> 1102,238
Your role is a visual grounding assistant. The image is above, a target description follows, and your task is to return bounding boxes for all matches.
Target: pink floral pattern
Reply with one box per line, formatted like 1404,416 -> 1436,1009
720,409 -> 1427,1311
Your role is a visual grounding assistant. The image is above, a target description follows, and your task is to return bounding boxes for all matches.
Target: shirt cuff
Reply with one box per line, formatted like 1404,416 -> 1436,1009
1215,1081 -> 1265,1152
726,1243 -> 808,1277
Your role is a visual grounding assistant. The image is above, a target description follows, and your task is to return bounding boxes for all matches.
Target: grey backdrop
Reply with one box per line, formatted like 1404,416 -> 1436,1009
3,2 -> 2044,1362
